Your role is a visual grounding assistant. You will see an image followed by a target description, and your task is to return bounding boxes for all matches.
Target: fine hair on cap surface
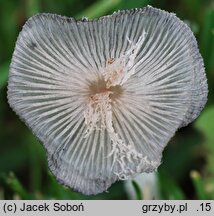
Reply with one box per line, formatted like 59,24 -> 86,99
7,5 -> 208,195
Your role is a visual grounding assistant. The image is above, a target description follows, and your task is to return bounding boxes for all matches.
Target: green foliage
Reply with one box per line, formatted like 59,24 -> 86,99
0,62 -> 9,90
76,0 -> 121,19
2,172 -> 31,199
190,170 -> 207,200
0,0 -> 214,200
132,180 -> 143,200
195,106 -> 214,199
158,171 -> 186,200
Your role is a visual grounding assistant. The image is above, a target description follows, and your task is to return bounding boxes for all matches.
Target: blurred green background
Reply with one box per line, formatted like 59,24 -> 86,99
0,0 -> 214,200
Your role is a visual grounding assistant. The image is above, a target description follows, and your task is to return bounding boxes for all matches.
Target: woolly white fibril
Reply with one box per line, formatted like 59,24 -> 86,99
7,6 -> 208,195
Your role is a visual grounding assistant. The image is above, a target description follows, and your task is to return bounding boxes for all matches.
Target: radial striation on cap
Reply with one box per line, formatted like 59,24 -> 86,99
7,6 -> 208,195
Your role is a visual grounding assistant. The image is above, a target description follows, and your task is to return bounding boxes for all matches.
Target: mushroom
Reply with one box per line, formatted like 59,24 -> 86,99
7,6 -> 208,195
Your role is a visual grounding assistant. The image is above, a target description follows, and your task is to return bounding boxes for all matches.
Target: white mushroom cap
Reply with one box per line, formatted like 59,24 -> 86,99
7,6 -> 208,195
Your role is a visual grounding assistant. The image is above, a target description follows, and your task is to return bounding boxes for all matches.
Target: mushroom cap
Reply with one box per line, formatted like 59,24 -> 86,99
7,6 -> 208,195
